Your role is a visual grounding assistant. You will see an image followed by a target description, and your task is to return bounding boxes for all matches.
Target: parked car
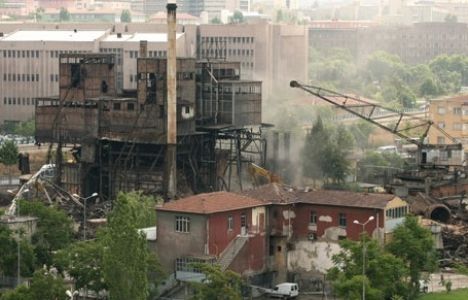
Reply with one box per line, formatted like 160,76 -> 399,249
268,282 -> 299,299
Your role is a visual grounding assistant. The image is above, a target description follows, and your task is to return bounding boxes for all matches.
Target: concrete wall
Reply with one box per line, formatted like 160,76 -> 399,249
155,211 -> 207,273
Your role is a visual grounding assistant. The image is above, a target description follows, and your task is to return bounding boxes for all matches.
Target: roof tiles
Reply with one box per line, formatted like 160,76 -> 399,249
156,192 -> 265,214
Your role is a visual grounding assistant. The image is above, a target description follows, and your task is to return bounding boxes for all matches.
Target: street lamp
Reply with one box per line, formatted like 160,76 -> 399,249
66,289 -> 79,299
9,188 -> 29,287
72,192 -> 98,240
353,216 -> 375,300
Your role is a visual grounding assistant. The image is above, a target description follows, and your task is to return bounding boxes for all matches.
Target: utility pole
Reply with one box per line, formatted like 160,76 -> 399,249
353,216 -> 375,300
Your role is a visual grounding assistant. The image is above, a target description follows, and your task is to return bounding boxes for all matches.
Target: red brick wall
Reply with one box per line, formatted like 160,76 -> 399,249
208,209 -> 266,273
292,203 -> 384,241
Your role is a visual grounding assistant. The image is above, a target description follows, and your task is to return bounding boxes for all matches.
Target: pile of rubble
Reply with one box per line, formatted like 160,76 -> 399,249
408,192 -> 468,268
440,223 -> 468,267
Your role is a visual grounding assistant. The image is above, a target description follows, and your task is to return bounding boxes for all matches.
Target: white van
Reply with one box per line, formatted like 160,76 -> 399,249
269,282 -> 299,299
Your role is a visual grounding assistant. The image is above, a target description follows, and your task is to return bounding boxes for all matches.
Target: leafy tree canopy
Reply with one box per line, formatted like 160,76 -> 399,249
386,216 -> 437,298
328,235 -> 410,300
0,140 -> 18,166
101,192 -> 159,300
191,264 -> 243,300
59,7 -> 70,22
0,225 -> 35,277
18,200 -> 73,266
13,119 -> 35,137
120,9 -> 131,23
0,269 -> 67,300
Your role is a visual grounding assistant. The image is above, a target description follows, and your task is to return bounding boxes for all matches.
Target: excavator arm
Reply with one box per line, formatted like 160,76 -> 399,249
290,81 -> 463,165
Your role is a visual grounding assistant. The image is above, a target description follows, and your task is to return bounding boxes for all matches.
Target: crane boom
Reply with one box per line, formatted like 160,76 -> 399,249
290,81 -> 462,151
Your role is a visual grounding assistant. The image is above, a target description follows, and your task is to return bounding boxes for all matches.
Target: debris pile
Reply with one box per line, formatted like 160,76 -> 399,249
441,224 -> 468,267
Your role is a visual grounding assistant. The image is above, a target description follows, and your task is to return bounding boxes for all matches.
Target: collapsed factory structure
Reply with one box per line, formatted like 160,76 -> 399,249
34,4 -> 265,201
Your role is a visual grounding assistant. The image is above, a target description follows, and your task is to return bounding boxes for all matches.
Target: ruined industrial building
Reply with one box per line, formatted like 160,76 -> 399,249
35,39 -> 264,200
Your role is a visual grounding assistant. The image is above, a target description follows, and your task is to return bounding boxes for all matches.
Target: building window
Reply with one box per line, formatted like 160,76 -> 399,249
437,136 -> 446,144
310,211 -> 317,225
437,106 -> 446,114
453,107 -> 462,115
175,216 -> 190,233
339,213 -> 347,227
227,215 -> 233,231
437,122 -> 445,129
113,103 -> 121,110
454,123 -> 462,131
127,103 -> 135,111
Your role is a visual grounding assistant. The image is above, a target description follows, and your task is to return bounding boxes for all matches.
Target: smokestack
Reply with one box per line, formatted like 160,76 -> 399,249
139,40 -> 147,58
165,0 -> 177,200
272,131 -> 279,171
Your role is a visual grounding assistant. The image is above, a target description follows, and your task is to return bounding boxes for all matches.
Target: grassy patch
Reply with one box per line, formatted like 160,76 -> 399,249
419,289 -> 468,300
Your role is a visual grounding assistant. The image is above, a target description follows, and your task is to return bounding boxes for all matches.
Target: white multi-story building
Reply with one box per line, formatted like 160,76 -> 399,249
0,29 -> 188,125
0,22 -> 308,125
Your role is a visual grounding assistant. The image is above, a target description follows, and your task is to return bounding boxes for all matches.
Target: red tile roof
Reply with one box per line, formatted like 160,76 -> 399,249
156,191 -> 265,214
298,189 -> 395,209
241,183 -> 395,209
242,183 -> 299,204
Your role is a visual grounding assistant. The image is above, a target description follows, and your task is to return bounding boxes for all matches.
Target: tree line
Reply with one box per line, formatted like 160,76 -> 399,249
309,48 -> 468,108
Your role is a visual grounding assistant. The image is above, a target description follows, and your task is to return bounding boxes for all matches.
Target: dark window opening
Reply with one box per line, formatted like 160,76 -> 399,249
71,64 -> 81,87
159,105 -> 164,118
127,103 -> 135,111
147,73 -> 156,104
101,80 -> 108,93
113,103 -> 121,110
339,213 -> 347,227
277,246 -> 282,252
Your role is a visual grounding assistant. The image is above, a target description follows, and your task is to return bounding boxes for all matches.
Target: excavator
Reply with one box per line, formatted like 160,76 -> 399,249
247,163 -> 282,187
290,81 -> 465,193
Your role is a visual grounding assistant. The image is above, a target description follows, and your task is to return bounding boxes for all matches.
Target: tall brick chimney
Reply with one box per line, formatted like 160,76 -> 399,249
165,0 -> 177,200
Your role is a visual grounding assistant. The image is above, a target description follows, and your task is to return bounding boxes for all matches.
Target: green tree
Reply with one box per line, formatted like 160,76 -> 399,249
0,285 -> 33,300
13,119 -> 35,137
302,118 -> 353,186
0,225 -> 35,277
445,14 -> 458,23
0,140 -> 18,166
0,140 -> 19,182
1,270 -> 67,300
18,200 -> 73,266
55,240 -> 107,294
328,236 -> 409,300
276,9 -> 283,22
101,192 -> 155,300
120,9 -> 131,23
420,78 -> 439,96
210,16 -> 221,24
35,7 -> 45,21
302,117 -> 327,186
349,121 -> 374,151
59,7 -> 70,22
191,264 -> 243,300
386,216 -> 437,299
230,11 -> 244,23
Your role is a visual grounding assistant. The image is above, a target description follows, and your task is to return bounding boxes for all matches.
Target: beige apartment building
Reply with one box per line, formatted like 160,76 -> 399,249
428,94 -> 468,159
